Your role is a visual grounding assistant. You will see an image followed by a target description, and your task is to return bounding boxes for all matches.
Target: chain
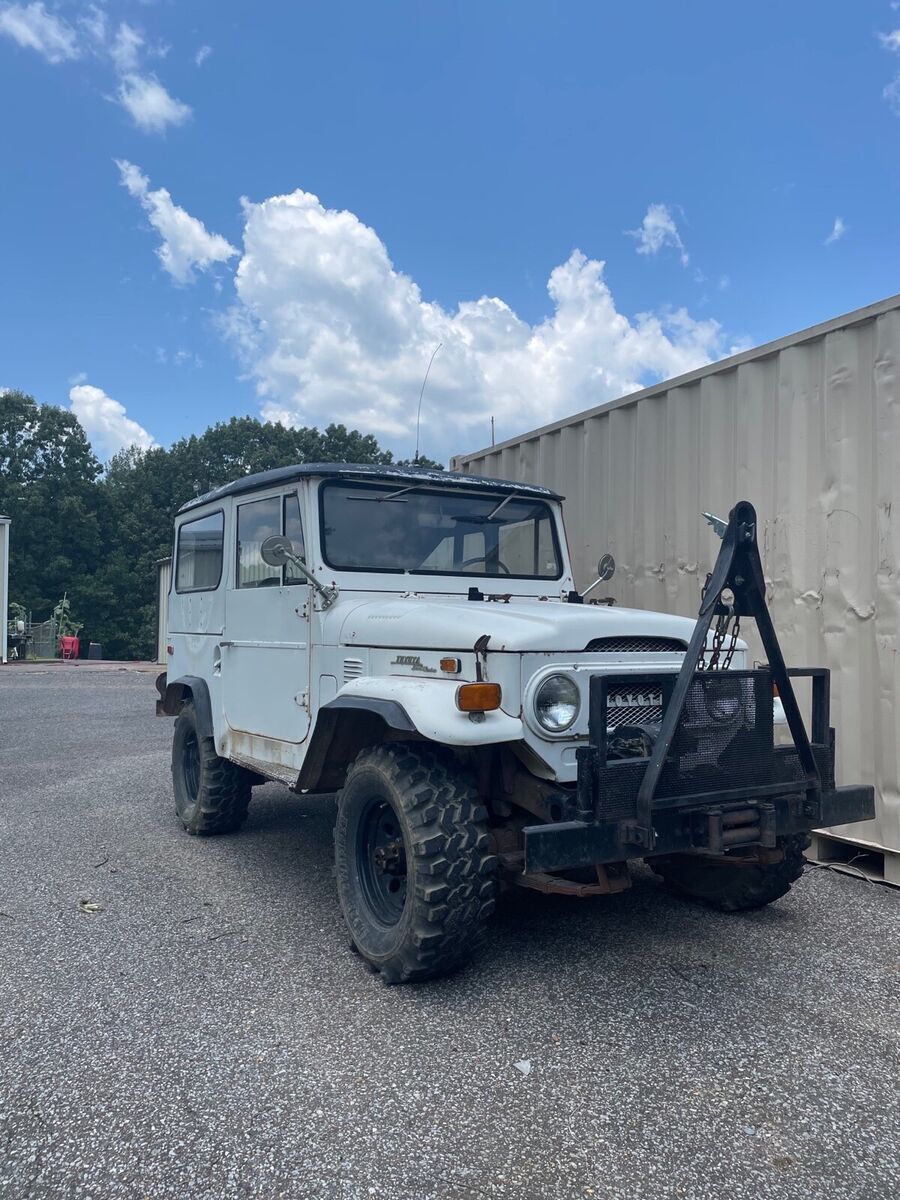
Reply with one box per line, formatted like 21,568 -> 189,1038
698,573 -> 741,671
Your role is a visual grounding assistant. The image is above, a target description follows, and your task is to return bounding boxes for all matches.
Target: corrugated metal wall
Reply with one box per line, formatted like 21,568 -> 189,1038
453,295 -> 900,858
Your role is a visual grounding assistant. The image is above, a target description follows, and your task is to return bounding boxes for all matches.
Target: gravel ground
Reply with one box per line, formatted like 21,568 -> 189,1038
1,667 -> 898,1200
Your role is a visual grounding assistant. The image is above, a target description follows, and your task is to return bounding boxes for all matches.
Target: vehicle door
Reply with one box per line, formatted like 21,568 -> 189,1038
222,491 -> 311,743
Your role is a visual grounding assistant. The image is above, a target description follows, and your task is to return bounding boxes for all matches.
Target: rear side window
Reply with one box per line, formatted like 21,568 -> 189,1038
236,496 -> 282,588
175,511 -> 224,593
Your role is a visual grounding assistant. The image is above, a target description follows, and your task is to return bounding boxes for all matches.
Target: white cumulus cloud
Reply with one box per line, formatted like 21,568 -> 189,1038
628,203 -> 689,267
115,72 -> 191,133
880,27 -> 900,113
195,44 -> 212,67
0,2 -> 78,63
116,159 -> 237,284
69,384 -> 157,457
825,216 -> 847,245
220,189 -> 728,457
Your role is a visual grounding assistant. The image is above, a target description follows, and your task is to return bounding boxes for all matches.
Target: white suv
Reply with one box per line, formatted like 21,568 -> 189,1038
156,464 -> 872,982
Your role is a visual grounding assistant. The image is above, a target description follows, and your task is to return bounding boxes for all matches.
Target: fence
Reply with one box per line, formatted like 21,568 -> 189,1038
24,617 -> 58,660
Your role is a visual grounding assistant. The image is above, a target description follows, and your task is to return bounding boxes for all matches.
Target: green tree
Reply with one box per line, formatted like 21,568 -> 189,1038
0,390 -> 104,625
1,394 -> 446,659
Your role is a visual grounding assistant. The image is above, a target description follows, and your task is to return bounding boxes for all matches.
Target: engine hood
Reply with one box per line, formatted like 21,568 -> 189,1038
335,595 -> 698,653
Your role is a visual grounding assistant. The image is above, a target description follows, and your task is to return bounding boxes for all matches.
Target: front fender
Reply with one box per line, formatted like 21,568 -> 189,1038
335,676 -> 523,746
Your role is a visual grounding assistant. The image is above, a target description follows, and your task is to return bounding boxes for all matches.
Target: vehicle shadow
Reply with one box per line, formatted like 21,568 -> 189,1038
239,782 -> 799,1011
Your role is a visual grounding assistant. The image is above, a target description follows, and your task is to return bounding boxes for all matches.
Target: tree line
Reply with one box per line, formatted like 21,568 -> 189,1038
0,390 -> 440,660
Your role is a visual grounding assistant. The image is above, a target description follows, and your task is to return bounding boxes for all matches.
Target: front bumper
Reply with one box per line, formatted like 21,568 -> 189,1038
523,786 -> 874,872
523,667 -> 875,872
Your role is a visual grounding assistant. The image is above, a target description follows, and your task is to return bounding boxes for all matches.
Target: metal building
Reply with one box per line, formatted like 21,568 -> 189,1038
452,293 -> 900,879
155,557 -> 172,666
0,516 -> 9,665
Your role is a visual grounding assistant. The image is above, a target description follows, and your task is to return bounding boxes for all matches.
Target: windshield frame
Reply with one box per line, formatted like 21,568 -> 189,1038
317,479 -> 565,581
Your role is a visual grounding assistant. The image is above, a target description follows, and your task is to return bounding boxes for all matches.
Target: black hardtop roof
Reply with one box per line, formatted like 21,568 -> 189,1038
178,462 -> 563,514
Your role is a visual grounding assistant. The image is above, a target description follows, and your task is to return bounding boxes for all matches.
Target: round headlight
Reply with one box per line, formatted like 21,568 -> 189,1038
706,679 -> 742,723
535,674 -> 581,733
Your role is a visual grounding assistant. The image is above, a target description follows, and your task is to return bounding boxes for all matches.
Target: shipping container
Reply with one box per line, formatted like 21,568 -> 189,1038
452,294 -> 900,879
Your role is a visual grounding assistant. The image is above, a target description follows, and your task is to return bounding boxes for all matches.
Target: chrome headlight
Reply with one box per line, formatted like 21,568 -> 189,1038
534,674 -> 580,733
706,677 -> 743,723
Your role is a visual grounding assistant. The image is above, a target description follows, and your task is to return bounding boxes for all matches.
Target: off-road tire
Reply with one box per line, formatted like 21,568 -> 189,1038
334,744 -> 499,983
650,834 -> 810,912
171,702 -> 252,835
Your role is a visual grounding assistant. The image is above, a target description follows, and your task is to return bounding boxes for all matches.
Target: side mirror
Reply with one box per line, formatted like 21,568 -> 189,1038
580,552 -> 616,599
260,534 -> 297,568
259,533 -> 339,608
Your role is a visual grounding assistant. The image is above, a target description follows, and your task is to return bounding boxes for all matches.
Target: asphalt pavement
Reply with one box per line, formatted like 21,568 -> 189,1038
1,667 -> 898,1200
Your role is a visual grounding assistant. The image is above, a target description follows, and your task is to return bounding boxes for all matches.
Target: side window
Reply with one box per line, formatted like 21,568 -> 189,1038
175,511 -> 224,593
236,497 -> 282,588
283,494 -> 306,585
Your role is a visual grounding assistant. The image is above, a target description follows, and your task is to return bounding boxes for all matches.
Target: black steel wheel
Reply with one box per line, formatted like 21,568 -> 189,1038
356,794 -> 408,925
171,701 -> 252,836
334,744 -> 498,983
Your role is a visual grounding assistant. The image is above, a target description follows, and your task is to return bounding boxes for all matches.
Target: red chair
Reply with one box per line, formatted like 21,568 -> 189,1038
59,635 -> 80,661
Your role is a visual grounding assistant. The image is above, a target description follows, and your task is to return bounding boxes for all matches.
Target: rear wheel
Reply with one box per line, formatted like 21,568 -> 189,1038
334,744 -> 498,983
650,834 -> 809,911
171,702 -> 252,835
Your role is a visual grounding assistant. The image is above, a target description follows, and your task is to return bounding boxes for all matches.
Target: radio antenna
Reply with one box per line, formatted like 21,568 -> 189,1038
414,342 -> 442,463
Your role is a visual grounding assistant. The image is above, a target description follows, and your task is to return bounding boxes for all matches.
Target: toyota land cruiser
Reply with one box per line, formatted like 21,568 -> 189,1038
156,464 -> 873,982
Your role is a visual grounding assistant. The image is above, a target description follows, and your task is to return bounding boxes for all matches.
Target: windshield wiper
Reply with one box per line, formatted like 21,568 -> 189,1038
486,491 -> 519,518
347,485 -> 424,504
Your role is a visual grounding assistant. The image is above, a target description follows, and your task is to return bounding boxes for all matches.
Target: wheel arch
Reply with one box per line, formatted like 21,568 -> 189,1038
297,696 -> 423,792
156,672 -> 214,740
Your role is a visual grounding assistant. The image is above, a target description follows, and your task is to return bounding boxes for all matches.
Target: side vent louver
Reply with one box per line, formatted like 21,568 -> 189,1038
343,658 -> 364,683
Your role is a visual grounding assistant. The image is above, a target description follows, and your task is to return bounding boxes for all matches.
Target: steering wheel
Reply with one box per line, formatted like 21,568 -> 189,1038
460,555 -> 511,575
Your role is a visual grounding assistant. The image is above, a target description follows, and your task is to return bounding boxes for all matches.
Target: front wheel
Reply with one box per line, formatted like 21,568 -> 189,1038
334,745 -> 498,983
650,834 -> 810,911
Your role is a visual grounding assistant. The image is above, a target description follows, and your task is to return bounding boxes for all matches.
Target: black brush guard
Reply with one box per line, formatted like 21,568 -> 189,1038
523,501 -> 875,872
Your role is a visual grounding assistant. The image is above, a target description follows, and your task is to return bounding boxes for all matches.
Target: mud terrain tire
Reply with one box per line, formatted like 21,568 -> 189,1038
651,834 -> 809,911
172,702 -> 252,835
335,744 -> 498,983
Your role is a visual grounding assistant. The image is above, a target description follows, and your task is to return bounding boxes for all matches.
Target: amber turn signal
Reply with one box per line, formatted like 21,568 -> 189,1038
440,657 -> 461,674
456,682 -> 502,712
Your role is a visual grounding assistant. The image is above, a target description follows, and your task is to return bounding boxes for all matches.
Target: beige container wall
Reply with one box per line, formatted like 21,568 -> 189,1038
453,296 -> 900,857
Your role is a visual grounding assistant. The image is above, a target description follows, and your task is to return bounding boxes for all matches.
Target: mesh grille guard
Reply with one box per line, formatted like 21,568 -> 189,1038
581,501 -> 824,851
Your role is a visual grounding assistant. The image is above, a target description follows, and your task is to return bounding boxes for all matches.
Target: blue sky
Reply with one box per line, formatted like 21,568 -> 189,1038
1,0 -> 899,463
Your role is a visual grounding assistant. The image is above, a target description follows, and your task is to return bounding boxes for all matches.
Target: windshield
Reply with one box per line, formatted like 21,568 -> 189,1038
320,481 -> 563,578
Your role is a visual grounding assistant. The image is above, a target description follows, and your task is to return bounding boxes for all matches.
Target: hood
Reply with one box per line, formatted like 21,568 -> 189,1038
335,595 -> 698,653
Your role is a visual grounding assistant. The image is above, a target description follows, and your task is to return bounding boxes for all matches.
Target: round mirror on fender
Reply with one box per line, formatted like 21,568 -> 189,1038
597,553 -> 616,582
260,534 -> 293,568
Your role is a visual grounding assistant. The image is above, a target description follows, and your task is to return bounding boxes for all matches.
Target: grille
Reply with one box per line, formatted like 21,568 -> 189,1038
606,682 -> 663,728
343,658 -> 363,682
586,636 -> 686,654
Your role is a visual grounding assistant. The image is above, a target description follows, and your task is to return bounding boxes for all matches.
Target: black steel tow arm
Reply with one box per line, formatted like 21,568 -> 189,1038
626,500 -> 821,849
